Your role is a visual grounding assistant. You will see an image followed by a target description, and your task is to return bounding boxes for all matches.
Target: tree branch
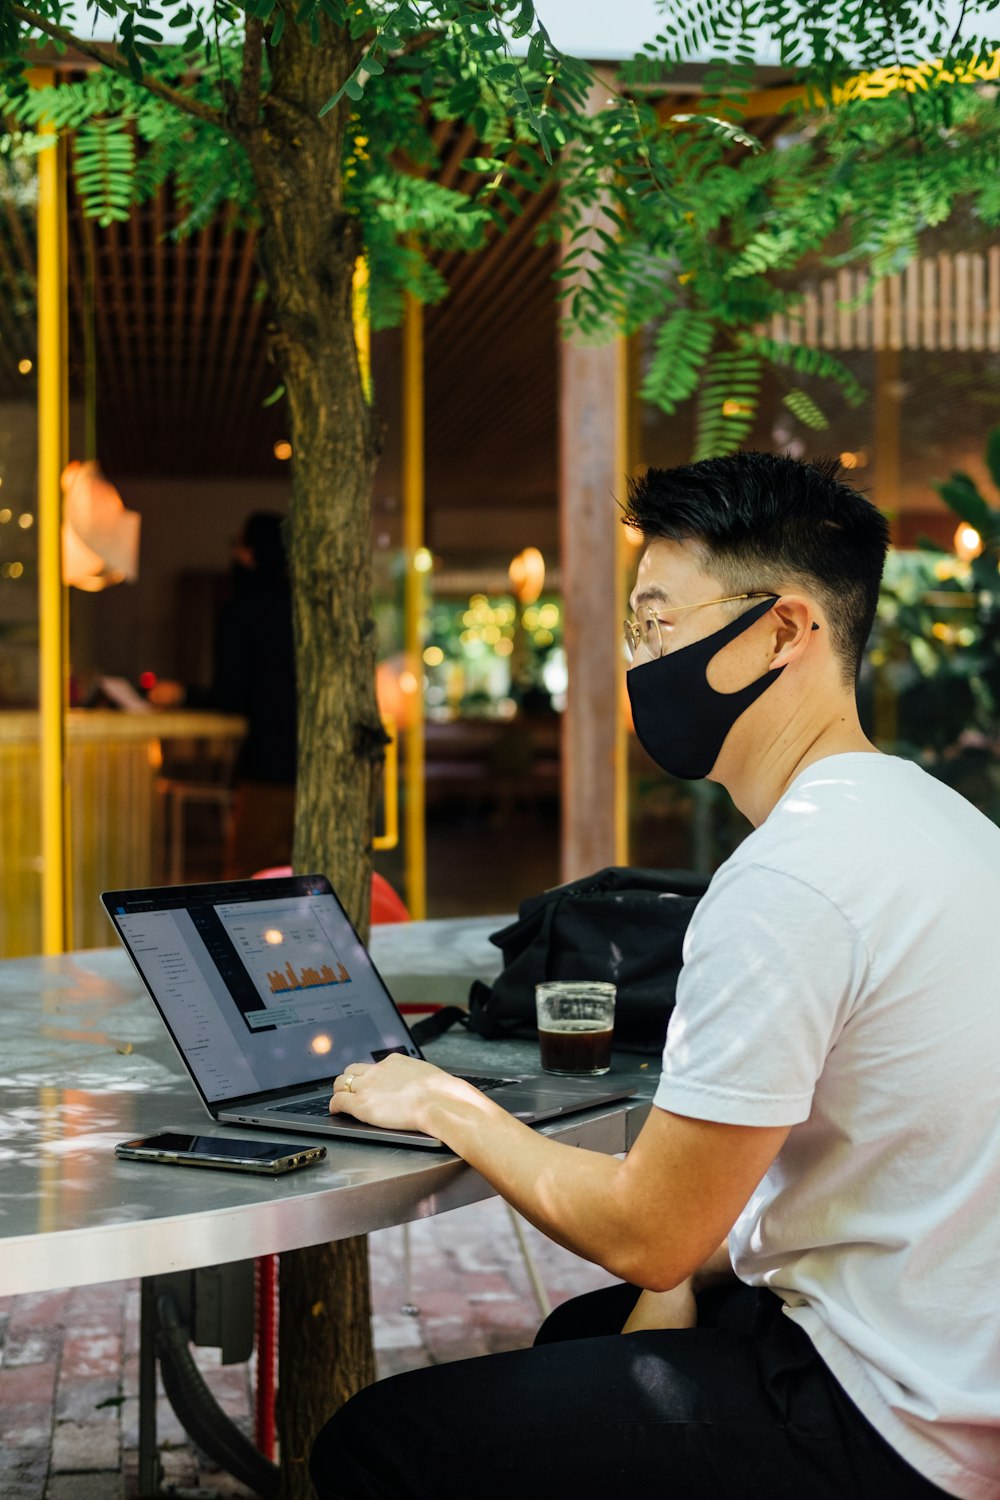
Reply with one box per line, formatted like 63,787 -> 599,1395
11,3 -> 228,131
235,15 -> 264,131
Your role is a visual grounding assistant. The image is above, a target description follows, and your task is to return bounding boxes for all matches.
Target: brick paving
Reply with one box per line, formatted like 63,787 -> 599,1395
0,1199 -> 615,1499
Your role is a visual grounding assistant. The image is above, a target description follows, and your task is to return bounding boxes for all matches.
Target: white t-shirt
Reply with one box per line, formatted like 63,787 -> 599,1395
654,753 -> 1000,1500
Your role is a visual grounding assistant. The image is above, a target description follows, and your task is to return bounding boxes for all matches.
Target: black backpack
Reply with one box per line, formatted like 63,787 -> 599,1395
467,866 -> 709,1055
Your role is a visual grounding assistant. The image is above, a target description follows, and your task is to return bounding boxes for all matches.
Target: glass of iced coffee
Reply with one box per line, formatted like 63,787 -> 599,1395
535,981 -> 616,1075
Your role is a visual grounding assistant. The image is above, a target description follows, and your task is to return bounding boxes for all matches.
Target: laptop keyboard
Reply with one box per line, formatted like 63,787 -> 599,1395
272,1097 -> 339,1117
272,1076 -> 517,1117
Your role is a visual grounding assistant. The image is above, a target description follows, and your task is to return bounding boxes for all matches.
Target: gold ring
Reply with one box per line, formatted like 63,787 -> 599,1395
344,1074 -> 355,1093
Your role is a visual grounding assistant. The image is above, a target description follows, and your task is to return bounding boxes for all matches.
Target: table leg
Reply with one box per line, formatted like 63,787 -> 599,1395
138,1277 -> 162,1498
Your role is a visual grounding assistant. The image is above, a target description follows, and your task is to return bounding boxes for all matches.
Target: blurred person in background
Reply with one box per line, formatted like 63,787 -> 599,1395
152,511 -> 296,877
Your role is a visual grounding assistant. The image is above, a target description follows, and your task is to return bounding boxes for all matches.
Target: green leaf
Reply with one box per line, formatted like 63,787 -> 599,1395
320,80 -> 351,114
262,383 -> 286,407
986,427 -> 1000,496
692,349 -> 761,461
640,309 -> 716,415
934,474 -> 997,538
510,0 -> 534,39
782,387 -> 829,431
671,114 -> 762,153
73,118 -> 136,228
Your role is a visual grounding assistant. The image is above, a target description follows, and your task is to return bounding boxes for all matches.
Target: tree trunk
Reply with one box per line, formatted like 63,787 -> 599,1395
275,1239 -> 374,1495
244,21 -> 381,1500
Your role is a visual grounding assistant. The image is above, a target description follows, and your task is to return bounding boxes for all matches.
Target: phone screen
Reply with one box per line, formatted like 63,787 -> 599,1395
120,1132 -> 309,1161
115,1131 -> 327,1176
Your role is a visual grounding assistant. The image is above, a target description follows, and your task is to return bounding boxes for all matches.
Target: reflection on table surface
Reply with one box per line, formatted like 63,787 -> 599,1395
0,925 -> 654,1297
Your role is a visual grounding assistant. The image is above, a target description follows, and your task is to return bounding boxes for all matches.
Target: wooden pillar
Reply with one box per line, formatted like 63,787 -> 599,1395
874,347 -> 902,527
558,331 -> 628,881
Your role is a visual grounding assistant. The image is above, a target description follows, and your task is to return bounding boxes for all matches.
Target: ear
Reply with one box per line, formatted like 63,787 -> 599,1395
768,596 -> 819,669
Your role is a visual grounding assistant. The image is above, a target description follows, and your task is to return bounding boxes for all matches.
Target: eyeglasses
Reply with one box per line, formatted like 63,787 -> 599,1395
623,593 -> 775,662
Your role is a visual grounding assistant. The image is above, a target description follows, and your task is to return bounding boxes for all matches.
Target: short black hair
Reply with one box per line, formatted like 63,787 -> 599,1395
623,452 -> 889,679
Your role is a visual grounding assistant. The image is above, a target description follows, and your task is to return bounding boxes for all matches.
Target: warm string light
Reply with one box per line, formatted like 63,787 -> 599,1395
509,546 -> 545,604
60,461 -> 141,592
954,523 -> 984,562
419,590 -> 566,717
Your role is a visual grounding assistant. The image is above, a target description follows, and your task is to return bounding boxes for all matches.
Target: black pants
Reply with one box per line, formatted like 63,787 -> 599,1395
310,1281 -> 951,1500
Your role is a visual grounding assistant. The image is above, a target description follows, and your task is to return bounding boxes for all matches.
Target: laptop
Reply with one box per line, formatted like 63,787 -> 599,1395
102,874 -> 636,1150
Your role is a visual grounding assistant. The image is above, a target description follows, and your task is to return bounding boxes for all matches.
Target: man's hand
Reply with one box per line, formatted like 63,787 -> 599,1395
329,1055 -> 490,1136
147,679 -> 186,707
620,1242 -> 735,1333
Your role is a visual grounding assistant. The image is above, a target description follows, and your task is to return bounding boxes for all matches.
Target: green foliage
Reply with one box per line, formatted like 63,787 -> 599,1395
873,427 -> 1000,821
741,335 -> 867,408
987,427 -> 1000,493
640,309 -> 715,414
935,472 -> 1000,539
781,388 -> 830,431
1,0 -> 1000,454
562,3 -> 1000,452
314,0 -> 564,163
72,117 -> 134,225
692,348 -> 762,461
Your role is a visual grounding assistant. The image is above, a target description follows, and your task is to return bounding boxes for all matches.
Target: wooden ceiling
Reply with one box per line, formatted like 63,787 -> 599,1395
0,109 -> 561,493
68,197 -> 276,475
0,86 -> 791,508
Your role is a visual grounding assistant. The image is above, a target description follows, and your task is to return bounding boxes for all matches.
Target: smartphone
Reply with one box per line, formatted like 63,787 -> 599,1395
115,1131 -> 327,1175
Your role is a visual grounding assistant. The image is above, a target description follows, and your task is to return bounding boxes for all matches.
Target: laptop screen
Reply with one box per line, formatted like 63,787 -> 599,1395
102,876 -> 420,1106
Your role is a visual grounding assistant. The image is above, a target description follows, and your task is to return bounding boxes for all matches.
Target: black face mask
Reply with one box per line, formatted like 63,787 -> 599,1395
627,595 -> 782,780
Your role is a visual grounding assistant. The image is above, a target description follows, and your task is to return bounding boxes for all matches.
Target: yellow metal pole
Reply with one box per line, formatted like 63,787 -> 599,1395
36,76 -> 69,955
402,293 -> 427,918
60,119 -> 73,948
352,256 -> 372,404
372,716 -> 399,852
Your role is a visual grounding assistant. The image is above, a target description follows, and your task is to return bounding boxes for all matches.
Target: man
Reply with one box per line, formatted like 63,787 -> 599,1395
311,452 -> 1000,1500
212,511 -> 297,879
152,511 -> 297,877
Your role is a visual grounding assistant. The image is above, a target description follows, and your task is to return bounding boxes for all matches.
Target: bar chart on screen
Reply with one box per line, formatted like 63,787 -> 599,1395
266,958 -> 351,994
220,905 -> 354,1003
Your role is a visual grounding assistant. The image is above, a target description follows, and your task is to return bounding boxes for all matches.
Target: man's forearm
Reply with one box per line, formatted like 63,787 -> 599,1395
328,1055 -> 787,1291
417,1089 -> 697,1289
420,1089 -> 626,1266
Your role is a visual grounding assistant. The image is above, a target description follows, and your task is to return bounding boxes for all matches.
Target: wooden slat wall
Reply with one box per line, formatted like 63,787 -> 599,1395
769,251 -> 1000,351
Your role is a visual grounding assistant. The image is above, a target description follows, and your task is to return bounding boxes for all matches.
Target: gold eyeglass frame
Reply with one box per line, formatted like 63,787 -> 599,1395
623,592 -> 775,662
